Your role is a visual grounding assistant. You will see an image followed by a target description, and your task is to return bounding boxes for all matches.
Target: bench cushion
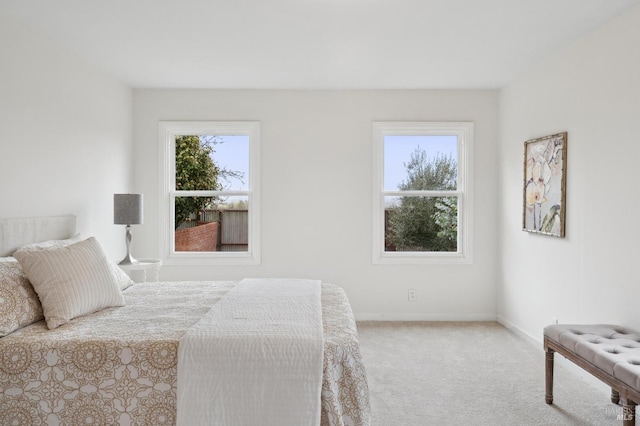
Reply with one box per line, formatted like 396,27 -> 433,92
544,324 -> 640,391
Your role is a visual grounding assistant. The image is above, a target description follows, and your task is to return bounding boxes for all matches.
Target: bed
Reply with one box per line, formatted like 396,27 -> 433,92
0,216 -> 370,425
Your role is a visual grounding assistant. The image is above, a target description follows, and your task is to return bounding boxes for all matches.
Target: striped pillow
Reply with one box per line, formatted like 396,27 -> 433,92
14,235 -> 134,291
14,237 -> 125,329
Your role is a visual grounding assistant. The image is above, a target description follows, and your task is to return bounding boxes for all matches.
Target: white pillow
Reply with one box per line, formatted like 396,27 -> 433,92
14,234 -> 134,291
14,234 -> 83,252
14,237 -> 125,329
111,263 -> 135,291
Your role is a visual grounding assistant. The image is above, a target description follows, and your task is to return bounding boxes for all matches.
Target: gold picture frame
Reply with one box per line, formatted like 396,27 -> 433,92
523,132 -> 567,237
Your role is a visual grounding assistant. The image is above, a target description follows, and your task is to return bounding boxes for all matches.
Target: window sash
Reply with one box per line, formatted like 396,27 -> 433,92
383,194 -> 461,254
382,190 -> 461,197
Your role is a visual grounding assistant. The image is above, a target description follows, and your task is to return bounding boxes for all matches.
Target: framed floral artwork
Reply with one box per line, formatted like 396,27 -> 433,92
523,132 -> 567,237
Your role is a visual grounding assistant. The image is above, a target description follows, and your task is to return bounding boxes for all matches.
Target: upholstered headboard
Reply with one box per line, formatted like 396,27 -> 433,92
0,216 -> 76,257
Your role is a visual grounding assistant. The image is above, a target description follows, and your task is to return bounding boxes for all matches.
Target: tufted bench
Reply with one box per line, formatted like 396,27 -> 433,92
544,324 -> 640,425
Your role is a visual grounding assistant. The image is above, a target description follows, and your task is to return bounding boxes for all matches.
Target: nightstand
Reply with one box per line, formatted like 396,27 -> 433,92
118,258 -> 162,283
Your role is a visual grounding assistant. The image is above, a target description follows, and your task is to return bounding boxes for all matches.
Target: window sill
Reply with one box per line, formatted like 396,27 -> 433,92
372,252 -> 472,265
163,252 -> 260,266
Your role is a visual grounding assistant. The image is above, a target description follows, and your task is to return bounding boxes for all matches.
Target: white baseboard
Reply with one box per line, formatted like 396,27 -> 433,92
355,312 -> 497,321
496,315 -> 542,346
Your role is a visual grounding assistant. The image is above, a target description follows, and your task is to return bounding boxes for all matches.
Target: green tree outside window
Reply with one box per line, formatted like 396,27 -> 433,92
174,135 -> 221,229
387,149 -> 458,252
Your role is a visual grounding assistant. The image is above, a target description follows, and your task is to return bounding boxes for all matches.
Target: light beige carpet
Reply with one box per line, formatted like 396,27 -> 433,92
357,321 -> 623,425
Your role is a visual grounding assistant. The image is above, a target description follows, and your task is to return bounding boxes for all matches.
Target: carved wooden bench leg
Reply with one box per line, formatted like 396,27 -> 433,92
622,399 -> 636,426
612,389 -> 620,404
545,348 -> 554,404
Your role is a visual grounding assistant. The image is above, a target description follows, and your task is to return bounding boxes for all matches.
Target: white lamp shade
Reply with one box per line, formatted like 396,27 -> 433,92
114,194 -> 144,225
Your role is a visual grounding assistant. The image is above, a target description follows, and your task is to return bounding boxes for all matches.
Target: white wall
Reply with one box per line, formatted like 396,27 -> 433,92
498,5 -> 640,339
133,89 -> 499,319
0,14 -> 133,257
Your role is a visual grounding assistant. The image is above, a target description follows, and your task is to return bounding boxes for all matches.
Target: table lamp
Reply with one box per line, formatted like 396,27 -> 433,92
114,193 -> 143,265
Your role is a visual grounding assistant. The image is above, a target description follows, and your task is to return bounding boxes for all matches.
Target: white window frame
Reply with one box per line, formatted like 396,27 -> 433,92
372,121 -> 473,264
159,121 -> 261,265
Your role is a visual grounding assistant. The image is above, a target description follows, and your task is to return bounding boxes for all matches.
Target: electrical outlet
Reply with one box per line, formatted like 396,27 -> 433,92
408,289 -> 417,301
551,317 -> 558,324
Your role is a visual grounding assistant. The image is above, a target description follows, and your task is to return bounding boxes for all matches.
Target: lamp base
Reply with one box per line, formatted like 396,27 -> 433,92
118,254 -> 139,265
118,224 -> 139,265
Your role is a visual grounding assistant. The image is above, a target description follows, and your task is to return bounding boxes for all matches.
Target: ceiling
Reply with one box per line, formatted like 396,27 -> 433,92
2,0 -> 639,89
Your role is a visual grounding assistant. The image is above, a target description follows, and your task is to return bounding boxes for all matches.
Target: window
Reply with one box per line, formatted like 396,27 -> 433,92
372,122 -> 473,264
160,121 -> 260,265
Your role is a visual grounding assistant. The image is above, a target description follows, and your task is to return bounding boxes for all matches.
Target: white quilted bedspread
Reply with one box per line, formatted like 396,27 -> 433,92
177,278 -> 324,426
